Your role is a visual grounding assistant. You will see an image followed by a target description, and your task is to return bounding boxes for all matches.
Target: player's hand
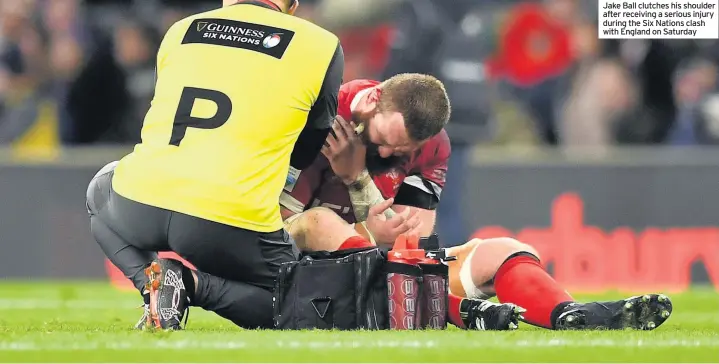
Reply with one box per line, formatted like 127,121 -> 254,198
366,198 -> 422,245
321,115 -> 366,185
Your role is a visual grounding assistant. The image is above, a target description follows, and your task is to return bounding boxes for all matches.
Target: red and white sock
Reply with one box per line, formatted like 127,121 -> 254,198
447,293 -> 467,329
494,254 -> 574,329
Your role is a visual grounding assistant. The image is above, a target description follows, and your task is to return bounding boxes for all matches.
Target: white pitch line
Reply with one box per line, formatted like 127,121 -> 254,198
0,299 -> 138,310
0,338 -> 718,351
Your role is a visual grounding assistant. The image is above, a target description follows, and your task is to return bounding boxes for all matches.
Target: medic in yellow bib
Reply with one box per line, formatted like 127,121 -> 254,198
86,0 -> 344,330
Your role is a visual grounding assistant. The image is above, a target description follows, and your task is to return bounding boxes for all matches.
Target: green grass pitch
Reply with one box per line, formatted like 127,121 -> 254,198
0,282 -> 716,362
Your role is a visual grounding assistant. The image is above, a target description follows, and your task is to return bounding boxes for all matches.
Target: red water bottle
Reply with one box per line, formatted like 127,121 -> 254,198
418,254 -> 448,330
386,235 -> 424,330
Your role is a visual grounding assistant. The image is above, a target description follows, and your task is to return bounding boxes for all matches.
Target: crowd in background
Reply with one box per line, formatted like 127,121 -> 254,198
1,0 -> 718,153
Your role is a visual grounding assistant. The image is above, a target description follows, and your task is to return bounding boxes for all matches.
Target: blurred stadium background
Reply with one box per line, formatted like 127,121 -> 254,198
1,0 -> 718,361
0,0 -> 718,316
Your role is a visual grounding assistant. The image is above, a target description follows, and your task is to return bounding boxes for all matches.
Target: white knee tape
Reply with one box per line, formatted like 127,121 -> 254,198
459,247 -> 491,299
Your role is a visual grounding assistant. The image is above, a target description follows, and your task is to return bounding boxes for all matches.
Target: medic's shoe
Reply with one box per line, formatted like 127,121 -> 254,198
134,303 -> 151,330
144,259 -> 189,330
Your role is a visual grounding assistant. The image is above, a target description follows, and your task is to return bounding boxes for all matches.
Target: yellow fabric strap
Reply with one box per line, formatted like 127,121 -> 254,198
354,221 -> 377,246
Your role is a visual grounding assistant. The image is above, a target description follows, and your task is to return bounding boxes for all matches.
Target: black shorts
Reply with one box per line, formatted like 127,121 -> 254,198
87,162 -> 299,290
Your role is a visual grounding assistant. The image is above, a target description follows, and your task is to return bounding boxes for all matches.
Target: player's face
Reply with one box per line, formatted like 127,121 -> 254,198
352,88 -> 423,158
366,111 -> 417,158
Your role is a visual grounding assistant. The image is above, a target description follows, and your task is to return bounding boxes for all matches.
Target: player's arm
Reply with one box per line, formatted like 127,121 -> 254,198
349,176 -> 438,238
346,169 -> 397,221
280,162 -> 327,249
290,42 -> 345,170
392,176 -> 441,237
281,207 -> 297,220
324,116 -> 397,222
389,135 -> 450,238
280,156 -> 327,222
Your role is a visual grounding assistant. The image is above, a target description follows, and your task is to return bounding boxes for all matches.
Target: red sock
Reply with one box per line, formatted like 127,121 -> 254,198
494,255 -> 574,329
447,294 -> 466,329
337,236 -> 373,250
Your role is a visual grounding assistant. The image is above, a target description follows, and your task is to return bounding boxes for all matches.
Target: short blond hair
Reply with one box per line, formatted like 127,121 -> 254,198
379,73 -> 451,141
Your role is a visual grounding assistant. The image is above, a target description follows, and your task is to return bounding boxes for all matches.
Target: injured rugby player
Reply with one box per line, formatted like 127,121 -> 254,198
281,76 -> 676,332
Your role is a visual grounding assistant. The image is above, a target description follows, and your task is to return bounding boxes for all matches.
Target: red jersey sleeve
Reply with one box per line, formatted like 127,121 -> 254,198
418,130 -> 451,189
393,130 -> 451,210
336,79 -> 380,121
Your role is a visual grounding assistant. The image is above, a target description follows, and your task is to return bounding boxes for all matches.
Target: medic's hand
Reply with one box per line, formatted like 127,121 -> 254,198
321,115 -> 366,185
366,198 -> 422,246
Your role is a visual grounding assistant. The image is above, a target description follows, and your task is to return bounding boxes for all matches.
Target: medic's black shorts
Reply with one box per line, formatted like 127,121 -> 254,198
86,162 -> 300,290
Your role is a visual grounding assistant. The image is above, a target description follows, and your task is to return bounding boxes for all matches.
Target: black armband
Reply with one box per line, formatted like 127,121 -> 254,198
393,183 -> 440,210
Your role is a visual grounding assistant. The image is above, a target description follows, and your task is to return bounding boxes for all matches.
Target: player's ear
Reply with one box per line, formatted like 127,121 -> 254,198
288,0 -> 299,15
367,87 -> 382,110
367,87 -> 382,108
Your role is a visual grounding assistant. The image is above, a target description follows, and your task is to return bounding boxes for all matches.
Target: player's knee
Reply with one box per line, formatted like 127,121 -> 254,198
299,207 -> 343,234
286,207 -> 340,245
517,241 -> 539,260
303,206 -> 338,220
485,237 -> 540,261
461,237 -> 539,296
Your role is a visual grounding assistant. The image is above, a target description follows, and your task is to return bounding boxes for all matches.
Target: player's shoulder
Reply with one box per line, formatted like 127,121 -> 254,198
341,79 -> 381,93
422,129 -> 451,158
340,79 -> 380,105
410,129 -> 451,169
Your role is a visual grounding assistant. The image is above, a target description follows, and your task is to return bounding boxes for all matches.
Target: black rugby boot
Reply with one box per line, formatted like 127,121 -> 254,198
461,299 -> 525,330
554,294 -> 673,330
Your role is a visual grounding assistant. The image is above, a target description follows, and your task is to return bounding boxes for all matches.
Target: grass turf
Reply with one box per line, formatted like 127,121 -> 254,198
0,282 -> 716,362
